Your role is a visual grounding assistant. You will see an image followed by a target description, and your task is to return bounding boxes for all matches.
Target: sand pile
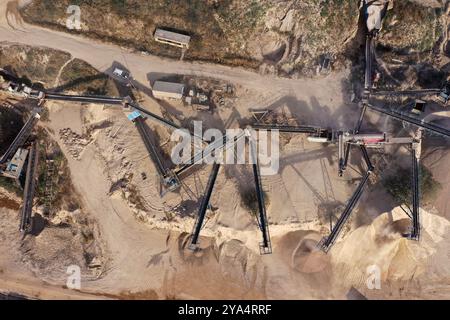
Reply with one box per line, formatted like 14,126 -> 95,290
422,143 -> 450,220
0,187 -> 20,210
329,206 -> 450,297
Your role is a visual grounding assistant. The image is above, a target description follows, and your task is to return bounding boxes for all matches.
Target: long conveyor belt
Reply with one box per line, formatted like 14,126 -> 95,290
19,142 -> 39,233
410,146 -> 420,240
249,136 -> 272,254
367,104 -> 450,138
320,146 -> 373,252
189,163 -> 221,250
0,113 -> 40,165
134,116 -> 168,178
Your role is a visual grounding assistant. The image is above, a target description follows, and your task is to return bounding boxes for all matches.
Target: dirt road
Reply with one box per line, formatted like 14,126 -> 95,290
0,0 -> 357,128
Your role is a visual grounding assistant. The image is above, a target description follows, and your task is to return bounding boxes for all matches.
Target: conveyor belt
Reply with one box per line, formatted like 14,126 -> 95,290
342,144 -> 351,175
134,116 -> 167,178
371,89 -> 441,97
251,124 -> 323,134
0,113 -> 40,165
189,163 -> 221,250
175,131 -> 246,176
364,35 -> 374,91
45,93 -> 123,105
360,145 -> 374,171
367,104 -> 450,138
19,142 -> 39,233
320,170 -> 371,252
127,101 -> 182,132
356,104 -> 367,134
250,137 -> 272,254
410,146 -> 420,240
320,146 -> 373,252
46,93 -> 205,142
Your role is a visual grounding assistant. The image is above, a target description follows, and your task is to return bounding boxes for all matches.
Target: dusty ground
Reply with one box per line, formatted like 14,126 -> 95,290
0,0 -> 449,300
33,67 -> 357,298
422,139 -> 450,220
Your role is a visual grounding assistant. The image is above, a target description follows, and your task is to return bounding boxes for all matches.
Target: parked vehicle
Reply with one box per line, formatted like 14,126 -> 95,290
113,68 -> 130,80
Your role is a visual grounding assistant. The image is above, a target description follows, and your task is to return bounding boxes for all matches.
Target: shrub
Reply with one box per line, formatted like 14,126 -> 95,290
241,188 -> 269,215
384,164 -> 441,206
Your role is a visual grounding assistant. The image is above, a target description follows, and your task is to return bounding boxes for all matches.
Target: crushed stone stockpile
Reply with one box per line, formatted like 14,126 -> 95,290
329,207 -> 450,298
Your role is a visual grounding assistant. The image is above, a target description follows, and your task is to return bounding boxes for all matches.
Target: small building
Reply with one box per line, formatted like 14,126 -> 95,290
2,148 -> 28,180
154,29 -> 190,49
152,81 -> 185,100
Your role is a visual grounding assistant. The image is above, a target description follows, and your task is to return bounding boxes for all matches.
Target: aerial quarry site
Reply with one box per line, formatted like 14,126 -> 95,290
0,0 -> 450,303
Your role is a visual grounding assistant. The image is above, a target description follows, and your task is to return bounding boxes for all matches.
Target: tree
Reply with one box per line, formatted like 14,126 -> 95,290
384,164 -> 440,206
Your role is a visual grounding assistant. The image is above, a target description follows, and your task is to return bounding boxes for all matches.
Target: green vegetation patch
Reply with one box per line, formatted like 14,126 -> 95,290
0,176 -> 22,196
0,44 -> 117,95
379,0 -> 442,53
241,188 -> 270,216
22,0 -> 267,67
0,44 -> 71,86
384,164 -> 441,206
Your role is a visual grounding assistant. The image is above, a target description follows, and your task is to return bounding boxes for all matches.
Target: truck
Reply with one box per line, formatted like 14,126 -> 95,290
22,86 -> 45,99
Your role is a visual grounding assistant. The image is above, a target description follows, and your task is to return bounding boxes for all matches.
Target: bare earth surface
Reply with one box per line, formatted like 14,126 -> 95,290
0,0 -> 450,300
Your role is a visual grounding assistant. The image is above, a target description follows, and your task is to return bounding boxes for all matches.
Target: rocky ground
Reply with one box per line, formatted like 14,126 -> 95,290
20,0 -> 447,77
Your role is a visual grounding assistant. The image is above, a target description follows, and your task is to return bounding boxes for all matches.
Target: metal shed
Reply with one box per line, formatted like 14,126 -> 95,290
152,81 -> 185,100
154,29 -> 190,49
